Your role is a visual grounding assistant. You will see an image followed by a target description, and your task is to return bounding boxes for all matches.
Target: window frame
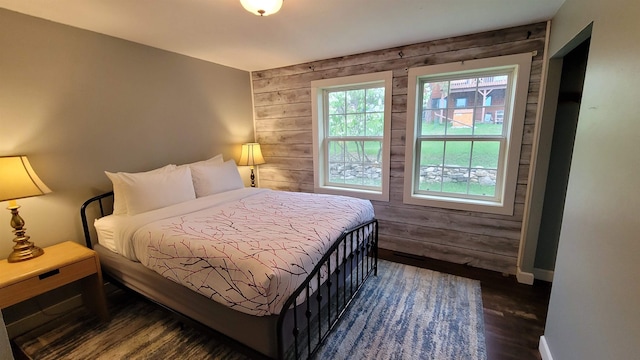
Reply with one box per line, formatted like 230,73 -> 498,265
311,71 -> 392,201
403,53 -> 532,215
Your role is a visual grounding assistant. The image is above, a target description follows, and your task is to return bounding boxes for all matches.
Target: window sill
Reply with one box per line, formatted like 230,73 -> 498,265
403,193 -> 514,215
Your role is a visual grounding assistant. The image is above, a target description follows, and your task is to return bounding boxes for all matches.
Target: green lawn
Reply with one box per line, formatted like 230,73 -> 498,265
327,124 -> 502,167
420,123 -> 502,168
328,141 -> 381,162
325,123 -> 502,197
419,181 -> 496,196
421,122 -> 503,136
420,141 -> 499,168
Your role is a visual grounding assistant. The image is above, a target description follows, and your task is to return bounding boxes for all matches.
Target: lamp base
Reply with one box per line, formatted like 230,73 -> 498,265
8,241 -> 44,263
6,204 -> 44,263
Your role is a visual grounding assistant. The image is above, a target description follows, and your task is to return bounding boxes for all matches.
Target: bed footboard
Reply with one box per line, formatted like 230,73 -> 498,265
277,219 -> 378,360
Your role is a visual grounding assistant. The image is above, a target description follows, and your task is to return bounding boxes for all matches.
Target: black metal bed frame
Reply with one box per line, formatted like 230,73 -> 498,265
80,191 -> 378,360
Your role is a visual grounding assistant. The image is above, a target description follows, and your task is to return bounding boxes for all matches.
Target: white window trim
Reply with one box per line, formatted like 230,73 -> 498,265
403,53 -> 532,215
311,71 -> 392,202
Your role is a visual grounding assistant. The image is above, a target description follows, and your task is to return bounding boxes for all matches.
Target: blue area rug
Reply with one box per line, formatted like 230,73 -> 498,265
317,260 -> 486,359
15,260 -> 486,360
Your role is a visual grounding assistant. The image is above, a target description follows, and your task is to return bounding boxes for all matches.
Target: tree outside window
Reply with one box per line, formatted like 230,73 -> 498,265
312,72 -> 392,201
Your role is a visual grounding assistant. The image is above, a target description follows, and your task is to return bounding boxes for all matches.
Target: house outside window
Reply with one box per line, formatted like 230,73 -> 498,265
312,71 -> 392,201
403,53 -> 532,215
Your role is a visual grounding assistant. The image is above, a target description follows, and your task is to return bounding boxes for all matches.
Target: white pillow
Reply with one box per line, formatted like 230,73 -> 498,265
190,159 -> 244,197
105,164 -> 175,215
119,166 -> 196,215
177,154 -> 223,170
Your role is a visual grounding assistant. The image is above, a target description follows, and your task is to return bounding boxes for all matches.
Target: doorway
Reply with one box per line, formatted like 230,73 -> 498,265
532,33 -> 592,277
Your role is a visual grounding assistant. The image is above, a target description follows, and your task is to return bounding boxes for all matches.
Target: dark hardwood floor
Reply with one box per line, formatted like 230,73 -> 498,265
379,249 -> 552,360
12,249 -> 552,360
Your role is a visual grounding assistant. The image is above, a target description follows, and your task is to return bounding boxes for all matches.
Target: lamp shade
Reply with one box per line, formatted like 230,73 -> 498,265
0,156 -> 52,202
238,143 -> 266,166
240,0 -> 283,16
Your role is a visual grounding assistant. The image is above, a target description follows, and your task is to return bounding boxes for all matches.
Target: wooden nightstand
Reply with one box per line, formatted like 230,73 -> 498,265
0,241 -> 108,321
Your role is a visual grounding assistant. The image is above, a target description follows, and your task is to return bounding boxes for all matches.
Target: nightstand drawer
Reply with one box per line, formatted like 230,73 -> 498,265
0,257 -> 96,308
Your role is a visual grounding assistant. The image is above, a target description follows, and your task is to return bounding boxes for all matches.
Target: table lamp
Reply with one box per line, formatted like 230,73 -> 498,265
237,143 -> 266,187
0,156 -> 51,262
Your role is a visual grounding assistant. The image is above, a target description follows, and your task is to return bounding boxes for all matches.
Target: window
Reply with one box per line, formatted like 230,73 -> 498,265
312,71 -> 392,201
403,53 -> 532,215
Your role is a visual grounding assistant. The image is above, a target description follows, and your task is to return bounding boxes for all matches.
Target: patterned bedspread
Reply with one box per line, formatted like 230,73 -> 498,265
128,189 -> 374,316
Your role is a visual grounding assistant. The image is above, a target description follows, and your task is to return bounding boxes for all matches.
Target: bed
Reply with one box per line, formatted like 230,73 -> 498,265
80,156 -> 378,360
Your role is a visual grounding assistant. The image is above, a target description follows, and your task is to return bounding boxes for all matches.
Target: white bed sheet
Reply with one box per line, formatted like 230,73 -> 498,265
94,188 -> 374,316
95,188 -> 265,259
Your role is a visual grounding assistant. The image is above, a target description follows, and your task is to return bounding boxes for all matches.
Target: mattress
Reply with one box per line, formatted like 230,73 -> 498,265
95,188 -> 375,316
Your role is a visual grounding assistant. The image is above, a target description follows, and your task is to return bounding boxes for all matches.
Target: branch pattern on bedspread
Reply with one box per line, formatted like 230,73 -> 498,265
133,190 -> 374,316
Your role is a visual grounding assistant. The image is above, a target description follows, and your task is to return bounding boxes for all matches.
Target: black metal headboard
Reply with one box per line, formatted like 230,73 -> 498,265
80,191 -> 114,249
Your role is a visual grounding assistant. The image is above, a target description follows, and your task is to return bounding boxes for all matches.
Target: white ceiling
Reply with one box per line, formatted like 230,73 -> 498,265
0,0 -> 565,72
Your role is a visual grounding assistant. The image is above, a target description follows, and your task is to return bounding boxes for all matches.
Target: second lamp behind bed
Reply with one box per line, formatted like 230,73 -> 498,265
237,142 -> 266,187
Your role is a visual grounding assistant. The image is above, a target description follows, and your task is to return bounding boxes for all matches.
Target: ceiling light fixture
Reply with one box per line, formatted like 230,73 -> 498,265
240,0 -> 283,16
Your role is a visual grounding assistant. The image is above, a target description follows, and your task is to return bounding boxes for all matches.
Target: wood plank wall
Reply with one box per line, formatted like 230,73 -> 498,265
251,22 -> 547,274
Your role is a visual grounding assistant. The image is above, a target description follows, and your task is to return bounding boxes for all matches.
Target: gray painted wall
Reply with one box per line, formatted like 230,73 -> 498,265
0,8 -> 254,259
543,0 -> 640,358
0,8 -> 254,331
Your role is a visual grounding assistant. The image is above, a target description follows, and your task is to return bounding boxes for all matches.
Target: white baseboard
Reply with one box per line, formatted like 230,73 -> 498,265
516,267 -> 535,285
533,268 -> 555,282
539,335 -> 553,360
6,295 -> 83,338
517,267 -> 554,284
